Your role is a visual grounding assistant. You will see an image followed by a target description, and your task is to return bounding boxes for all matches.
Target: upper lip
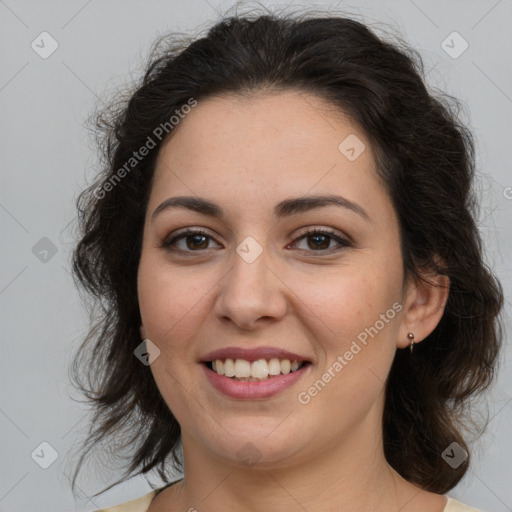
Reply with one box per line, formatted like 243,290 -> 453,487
200,346 -> 311,363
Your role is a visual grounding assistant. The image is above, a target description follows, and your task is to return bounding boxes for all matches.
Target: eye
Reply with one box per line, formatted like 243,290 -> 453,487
290,228 -> 352,253
161,228 -> 221,254
161,227 -> 352,255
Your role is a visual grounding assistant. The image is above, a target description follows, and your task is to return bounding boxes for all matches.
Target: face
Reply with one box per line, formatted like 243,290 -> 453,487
137,90 -> 409,469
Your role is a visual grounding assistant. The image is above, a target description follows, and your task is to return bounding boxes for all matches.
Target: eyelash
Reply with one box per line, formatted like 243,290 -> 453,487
160,227 -> 352,256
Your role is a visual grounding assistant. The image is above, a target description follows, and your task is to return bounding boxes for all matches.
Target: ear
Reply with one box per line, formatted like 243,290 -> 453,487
140,325 -> 147,339
397,268 -> 450,349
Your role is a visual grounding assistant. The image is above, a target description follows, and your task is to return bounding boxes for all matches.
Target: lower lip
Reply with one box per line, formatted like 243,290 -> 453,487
202,363 -> 311,399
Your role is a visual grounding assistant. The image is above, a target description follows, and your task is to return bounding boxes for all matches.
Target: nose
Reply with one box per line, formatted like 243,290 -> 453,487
213,244 -> 288,330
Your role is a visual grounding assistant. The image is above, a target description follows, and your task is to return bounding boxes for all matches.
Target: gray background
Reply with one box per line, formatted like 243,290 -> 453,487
1,0 -> 511,511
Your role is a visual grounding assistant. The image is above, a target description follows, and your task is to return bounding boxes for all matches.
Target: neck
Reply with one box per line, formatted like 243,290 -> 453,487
162,407 -> 423,512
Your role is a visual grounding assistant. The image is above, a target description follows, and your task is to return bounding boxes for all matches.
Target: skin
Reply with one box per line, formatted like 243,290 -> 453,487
137,90 -> 450,512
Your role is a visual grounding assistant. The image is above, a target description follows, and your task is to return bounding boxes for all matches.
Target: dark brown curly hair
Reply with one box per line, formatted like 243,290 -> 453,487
68,5 -> 504,498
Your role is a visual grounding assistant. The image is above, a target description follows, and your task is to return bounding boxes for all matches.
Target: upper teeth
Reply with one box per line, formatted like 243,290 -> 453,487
211,358 -> 303,379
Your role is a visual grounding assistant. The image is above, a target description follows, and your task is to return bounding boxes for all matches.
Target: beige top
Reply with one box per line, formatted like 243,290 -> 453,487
95,487 -> 484,512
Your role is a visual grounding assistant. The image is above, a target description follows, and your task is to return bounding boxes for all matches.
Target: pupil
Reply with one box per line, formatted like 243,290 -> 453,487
189,235 -> 207,249
309,234 -> 328,250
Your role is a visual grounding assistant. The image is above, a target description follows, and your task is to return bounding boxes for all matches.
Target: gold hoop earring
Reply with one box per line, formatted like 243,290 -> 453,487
408,332 -> 415,354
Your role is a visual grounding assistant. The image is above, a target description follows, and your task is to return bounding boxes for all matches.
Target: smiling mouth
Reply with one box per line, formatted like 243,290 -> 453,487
204,358 -> 311,381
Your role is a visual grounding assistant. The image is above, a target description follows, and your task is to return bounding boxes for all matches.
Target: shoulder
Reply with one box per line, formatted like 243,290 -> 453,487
94,489 -> 157,512
93,490 -> 484,512
94,485 -> 167,512
444,497 -> 486,512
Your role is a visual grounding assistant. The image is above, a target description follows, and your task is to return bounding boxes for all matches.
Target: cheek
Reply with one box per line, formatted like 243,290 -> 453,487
298,267 -> 395,345
137,254 -> 211,344
299,267 -> 402,406
137,256 -> 205,419
297,272 -> 399,418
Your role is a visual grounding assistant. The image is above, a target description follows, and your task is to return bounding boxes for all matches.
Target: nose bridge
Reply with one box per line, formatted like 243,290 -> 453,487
228,235 -> 273,302
215,235 -> 286,328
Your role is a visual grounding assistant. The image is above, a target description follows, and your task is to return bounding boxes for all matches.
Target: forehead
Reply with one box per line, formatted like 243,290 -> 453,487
149,90 -> 390,222
155,90 -> 369,166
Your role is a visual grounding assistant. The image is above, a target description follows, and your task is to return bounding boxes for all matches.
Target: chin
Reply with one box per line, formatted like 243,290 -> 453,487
203,424 -> 312,469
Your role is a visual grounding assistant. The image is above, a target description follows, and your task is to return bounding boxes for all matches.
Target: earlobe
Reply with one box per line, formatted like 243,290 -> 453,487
140,325 -> 146,340
398,271 -> 450,349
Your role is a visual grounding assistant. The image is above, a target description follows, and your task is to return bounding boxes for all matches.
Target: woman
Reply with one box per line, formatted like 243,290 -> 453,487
69,7 -> 504,512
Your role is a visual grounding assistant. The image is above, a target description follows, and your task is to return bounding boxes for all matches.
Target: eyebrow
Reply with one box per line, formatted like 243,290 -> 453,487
151,194 -> 372,223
